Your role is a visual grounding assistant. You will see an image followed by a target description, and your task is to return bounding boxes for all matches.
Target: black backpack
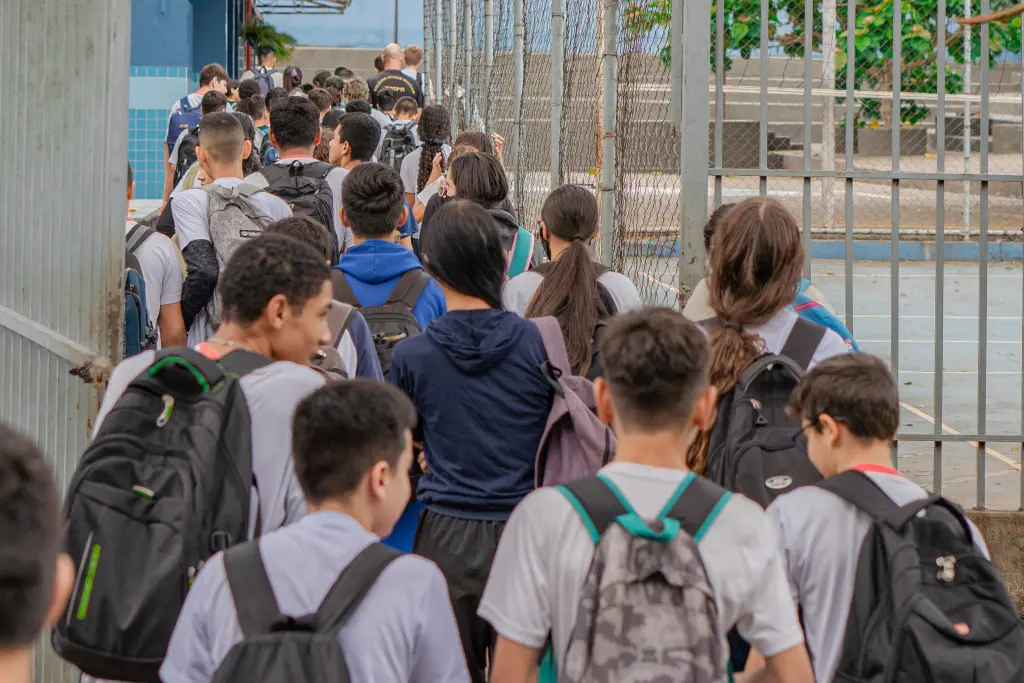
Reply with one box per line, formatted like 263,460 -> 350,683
818,470 -> 1024,682
380,124 -> 417,173
173,125 -> 201,186
260,161 -> 340,262
701,316 -> 826,507
332,269 -> 431,379
211,542 -> 401,683
53,348 -> 270,682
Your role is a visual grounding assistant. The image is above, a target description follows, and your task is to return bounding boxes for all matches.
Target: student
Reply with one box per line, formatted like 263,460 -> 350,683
321,108 -> 343,132
168,90 -> 228,189
390,200 -> 555,683
372,88 -> 399,129
343,77 -> 371,105
416,131 -> 510,228
402,44 -> 433,102
768,353 -> 994,683
402,104 -> 451,206
479,307 -> 814,683
314,123 -> 334,163
126,161 -> 186,348
161,381 -> 469,683
226,80 -> 241,109
237,94 -> 270,152
505,185 -> 641,378
245,97 -> 350,253
309,87 -> 333,121
173,113 -> 292,345
238,78 -> 261,102
0,423 -> 74,683
313,69 -> 332,89
448,152 -> 543,273
241,46 -> 284,92
683,202 -> 856,350
161,63 -> 230,210
264,215 -> 384,381
283,66 -> 305,96
368,43 -> 425,108
344,99 -> 372,115
376,95 -> 419,162
335,66 -> 356,81
374,54 -> 386,73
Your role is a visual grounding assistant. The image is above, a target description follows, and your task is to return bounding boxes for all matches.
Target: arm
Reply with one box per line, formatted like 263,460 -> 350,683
158,304 -> 187,348
157,238 -> 186,347
179,240 -> 219,330
413,200 -> 427,222
490,637 -> 543,683
155,199 -> 177,237
736,644 -> 814,683
410,565 -> 473,683
160,147 -> 175,211
159,559 -> 219,683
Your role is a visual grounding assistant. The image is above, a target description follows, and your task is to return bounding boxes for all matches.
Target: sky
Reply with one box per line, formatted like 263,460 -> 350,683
266,0 -> 426,48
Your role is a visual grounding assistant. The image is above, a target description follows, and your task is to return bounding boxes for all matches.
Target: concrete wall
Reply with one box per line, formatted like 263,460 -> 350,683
287,46 -> 386,81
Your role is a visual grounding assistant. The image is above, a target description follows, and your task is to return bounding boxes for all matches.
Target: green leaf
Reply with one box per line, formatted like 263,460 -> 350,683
730,21 -> 751,41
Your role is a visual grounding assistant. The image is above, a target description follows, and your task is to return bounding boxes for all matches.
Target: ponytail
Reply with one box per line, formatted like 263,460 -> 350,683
416,106 -> 452,193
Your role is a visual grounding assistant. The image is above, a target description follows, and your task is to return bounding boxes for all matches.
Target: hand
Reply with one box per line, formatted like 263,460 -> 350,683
432,151 -> 443,173
417,451 -> 428,472
492,133 -> 505,159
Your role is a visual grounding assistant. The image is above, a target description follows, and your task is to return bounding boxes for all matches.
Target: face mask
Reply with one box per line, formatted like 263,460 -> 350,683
540,236 -> 552,261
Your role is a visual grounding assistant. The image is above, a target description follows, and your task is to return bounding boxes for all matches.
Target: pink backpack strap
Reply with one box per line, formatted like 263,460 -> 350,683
533,317 -> 572,376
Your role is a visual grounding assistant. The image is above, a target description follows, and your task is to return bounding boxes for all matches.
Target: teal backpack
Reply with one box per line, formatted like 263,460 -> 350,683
506,226 -> 536,279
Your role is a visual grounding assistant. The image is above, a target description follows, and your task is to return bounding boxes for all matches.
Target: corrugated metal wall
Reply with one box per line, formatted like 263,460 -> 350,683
0,0 -> 130,680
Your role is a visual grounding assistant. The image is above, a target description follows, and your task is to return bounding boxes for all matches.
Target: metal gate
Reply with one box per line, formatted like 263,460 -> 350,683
430,0 -> 1024,510
0,0 -> 130,680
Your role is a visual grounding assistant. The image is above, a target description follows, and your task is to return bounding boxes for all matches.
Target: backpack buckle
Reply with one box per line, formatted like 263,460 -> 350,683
210,531 -> 234,553
936,555 -> 957,582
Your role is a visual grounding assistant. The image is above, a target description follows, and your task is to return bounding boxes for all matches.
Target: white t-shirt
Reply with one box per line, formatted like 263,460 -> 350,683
125,220 -> 183,348
478,462 -> 805,672
400,144 -> 451,196
170,162 -> 203,198
502,269 -> 644,317
401,67 -> 431,101
746,308 -> 849,369
172,178 -> 293,346
245,159 -> 351,253
768,470 -> 990,683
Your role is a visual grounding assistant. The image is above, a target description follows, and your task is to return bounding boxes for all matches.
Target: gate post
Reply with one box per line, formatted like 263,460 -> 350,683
598,0 -> 618,266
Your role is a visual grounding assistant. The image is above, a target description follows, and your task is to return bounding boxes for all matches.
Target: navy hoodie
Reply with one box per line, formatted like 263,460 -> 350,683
390,309 -> 554,520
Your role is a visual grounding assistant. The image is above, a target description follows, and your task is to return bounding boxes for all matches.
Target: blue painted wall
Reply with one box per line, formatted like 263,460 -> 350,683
132,0 -> 194,67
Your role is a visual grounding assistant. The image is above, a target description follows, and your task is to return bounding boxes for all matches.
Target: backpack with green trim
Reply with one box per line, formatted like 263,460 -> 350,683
53,348 -> 268,681
506,225 -> 536,279
550,473 -> 732,683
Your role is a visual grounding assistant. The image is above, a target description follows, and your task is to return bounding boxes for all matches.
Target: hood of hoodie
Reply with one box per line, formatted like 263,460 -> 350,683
425,309 -> 525,375
336,240 -> 423,285
488,209 -> 520,250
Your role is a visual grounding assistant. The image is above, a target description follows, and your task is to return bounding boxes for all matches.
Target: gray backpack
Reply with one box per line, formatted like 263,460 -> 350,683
555,474 -> 731,683
203,183 -> 275,328
532,317 -> 616,487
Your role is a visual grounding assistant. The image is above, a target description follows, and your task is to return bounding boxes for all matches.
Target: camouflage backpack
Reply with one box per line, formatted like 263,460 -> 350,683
554,473 -> 732,683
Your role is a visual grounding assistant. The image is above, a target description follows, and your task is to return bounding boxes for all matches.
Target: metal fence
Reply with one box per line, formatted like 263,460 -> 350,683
0,0 -> 130,680
427,0 -> 1024,510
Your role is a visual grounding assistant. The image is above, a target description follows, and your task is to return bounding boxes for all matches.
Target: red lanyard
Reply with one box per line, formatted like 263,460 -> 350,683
850,463 -> 901,477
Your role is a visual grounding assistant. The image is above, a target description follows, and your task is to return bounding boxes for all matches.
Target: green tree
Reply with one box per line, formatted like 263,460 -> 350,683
243,19 -> 297,60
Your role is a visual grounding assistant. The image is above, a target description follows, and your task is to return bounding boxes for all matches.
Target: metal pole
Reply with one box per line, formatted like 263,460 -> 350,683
890,0 -> 901,469
977,0 -> 991,508
963,2 -> 973,235
802,0 -> 813,277
678,0 -> 713,304
758,0 -> 769,196
551,0 -> 565,188
513,0 -> 525,217
844,0 -> 855,334
934,0 -> 947,494
670,0 -> 683,128
449,0 -> 458,130
599,0 -> 618,266
464,0 -> 473,127
714,0 -> 724,209
484,0 -> 494,128
394,0 -> 399,44
822,0 -> 837,229
434,0 -> 443,104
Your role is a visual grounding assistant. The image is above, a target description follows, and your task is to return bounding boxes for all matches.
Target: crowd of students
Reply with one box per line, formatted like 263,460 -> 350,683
2,46 -> 1023,683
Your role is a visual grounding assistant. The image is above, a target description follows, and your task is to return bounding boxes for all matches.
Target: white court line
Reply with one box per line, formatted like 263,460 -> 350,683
852,315 -> 1023,320
815,273 -> 1023,278
899,402 -> 1020,470
859,339 -> 1023,344
899,370 -> 1021,375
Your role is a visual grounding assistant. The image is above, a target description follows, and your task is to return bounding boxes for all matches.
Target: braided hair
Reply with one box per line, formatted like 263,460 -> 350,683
416,105 -> 452,194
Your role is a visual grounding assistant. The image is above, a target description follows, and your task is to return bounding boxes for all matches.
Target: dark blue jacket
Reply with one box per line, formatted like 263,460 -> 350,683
335,240 -> 446,329
390,310 -> 554,520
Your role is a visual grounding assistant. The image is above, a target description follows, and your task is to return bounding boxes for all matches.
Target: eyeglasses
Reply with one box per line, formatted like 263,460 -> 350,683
791,416 -> 846,457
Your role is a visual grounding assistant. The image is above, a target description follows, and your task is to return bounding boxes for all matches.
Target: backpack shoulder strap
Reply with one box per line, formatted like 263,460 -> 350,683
218,349 -> 275,378
178,96 -> 193,112
148,347 -> 226,392
779,316 -> 827,370
258,163 -> 289,184
314,543 -> 403,632
385,269 -> 432,308
557,476 -> 630,544
126,225 -> 154,256
815,470 -> 901,520
507,227 -> 534,276
331,269 -> 362,307
664,474 -> 732,542
533,317 -> 572,377
223,542 -> 283,638
328,301 -> 355,348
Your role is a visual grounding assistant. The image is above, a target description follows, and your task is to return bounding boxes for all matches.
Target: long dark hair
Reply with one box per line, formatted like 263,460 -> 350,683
416,105 -> 452,194
524,185 -> 604,374
232,112 -> 261,175
421,200 -> 505,309
450,152 -> 508,209
454,130 -> 493,154
283,66 -> 303,92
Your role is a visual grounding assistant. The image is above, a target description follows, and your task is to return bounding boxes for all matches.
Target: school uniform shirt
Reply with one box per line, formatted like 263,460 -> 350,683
767,467 -> 991,683
401,67 -> 432,101
478,462 -> 805,673
502,267 -> 643,316
125,220 -> 183,348
172,178 -> 292,346
161,511 -> 469,683
93,351 -> 324,534
743,307 -> 849,369
389,310 -> 553,520
367,68 -> 425,107
245,159 -> 352,253
400,144 -> 451,196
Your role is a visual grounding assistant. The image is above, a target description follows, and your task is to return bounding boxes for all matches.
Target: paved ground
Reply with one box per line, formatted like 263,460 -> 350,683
632,259 -> 1024,511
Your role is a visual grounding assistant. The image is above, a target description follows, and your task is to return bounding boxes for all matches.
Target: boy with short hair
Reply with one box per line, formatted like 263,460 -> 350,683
402,44 -> 432,102
377,96 -> 420,161
0,423 -> 74,683
479,308 -> 814,683
161,381 -> 470,683
309,87 -> 333,121
168,89 -> 228,189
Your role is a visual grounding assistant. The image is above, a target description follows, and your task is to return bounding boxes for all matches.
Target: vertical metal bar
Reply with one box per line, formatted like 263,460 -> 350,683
670,0 -> 683,129
890,0 -> 901,466
758,0 -> 768,196
599,0 -> 618,266
434,0 -> 444,104
934,0 -> 946,494
551,0 -> 564,188
513,0 -> 525,217
963,2 -> 973,235
463,0 -> 473,127
394,0 -> 400,43
450,0 -> 459,135
844,0 -> 855,333
679,0 -> 714,304
822,0 -> 837,229
801,0 -> 812,277
977,0 -> 990,508
1020,22 -> 1024,511
484,0 -> 494,127
714,0 -> 724,208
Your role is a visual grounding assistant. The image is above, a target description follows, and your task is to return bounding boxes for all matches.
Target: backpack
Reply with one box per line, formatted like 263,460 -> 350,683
532,317 -> 616,487
818,470 -> 1024,683
380,124 -> 417,173
210,542 -> 400,683
254,68 -> 278,97
794,280 -> 858,351
203,183 -> 275,330
700,316 -> 827,507
260,161 -> 340,262
554,473 -> 730,683
331,269 -> 430,379
166,96 -> 202,151
125,225 -> 157,358
173,125 -> 200,186
52,348 -> 270,681
507,225 -> 536,278
310,301 -> 355,381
